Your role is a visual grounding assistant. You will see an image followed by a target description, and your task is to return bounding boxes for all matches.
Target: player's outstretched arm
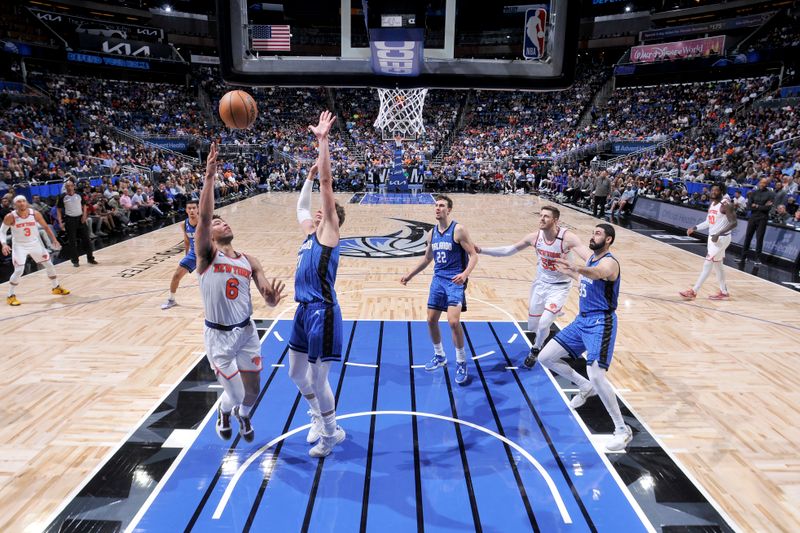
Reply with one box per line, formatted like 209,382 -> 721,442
245,253 -> 287,307
556,256 -> 619,282
195,142 -> 218,272
309,111 -> 339,246
452,224 -> 478,285
401,235 -> 433,285
297,162 -> 317,235
563,230 -> 591,261
33,211 -> 61,250
477,233 -> 535,257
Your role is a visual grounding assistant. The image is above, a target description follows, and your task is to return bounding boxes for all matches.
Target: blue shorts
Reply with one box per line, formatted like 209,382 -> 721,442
427,275 -> 467,312
552,312 -> 617,370
179,252 -> 197,273
288,302 -> 343,363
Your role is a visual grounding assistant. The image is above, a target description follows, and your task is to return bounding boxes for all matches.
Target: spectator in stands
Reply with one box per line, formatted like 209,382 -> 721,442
789,210 -> 800,228
771,204 -> 790,225
593,171 -> 611,217
740,178 -> 775,265
732,191 -> 748,215
772,180 -> 788,210
785,196 -> 797,216
0,194 -> 12,218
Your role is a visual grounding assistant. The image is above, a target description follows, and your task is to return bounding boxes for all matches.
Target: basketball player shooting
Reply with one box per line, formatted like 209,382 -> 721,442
679,183 -> 737,301
2,195 -> 69,306
287,110 -> 348,458
400,194 -> 479,385
195,142 -> 286,443
475,205 -> 590,368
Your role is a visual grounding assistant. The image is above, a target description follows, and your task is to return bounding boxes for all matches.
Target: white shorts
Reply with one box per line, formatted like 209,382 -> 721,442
12,241 -> 49,267
706,235 -> 731,262
529,279 -> 572,318
204,320 -> 262,380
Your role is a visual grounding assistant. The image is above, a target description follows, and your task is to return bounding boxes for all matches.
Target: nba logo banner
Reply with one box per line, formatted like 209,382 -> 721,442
524,8 -> 547,60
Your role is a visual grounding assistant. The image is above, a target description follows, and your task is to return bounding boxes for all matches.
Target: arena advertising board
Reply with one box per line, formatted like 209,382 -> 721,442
30,8 -> 164,42
633,197 -> 800,262
631,36 -> 725,64
639,12 -> 773,42
78,35 -> 175,60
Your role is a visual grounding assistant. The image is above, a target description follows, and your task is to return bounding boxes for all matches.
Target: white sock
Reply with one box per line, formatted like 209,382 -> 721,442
169,291 -> 176,300
239,403 -> 252,417
304,393 -> 321,415
587,363 -> 626,432
713,262 -> 728,293
692,260 -> 714,292
433,342 -> 445,357
8,283 -> 17,297
322,411 -> 337,436
43,261 -> 59,287
455,347 -> 466,363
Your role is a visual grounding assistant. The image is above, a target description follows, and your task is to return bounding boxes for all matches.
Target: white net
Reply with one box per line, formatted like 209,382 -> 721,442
373,88 -> 428,141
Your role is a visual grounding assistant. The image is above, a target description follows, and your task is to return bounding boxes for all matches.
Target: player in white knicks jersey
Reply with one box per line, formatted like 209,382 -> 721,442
476,205 -> 590,368
680,183 -> 738,301
2,195 -> 69,306
195,143 -> 286,442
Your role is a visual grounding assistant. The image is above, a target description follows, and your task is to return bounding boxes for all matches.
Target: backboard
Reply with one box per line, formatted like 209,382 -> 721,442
217,0 -> 579,90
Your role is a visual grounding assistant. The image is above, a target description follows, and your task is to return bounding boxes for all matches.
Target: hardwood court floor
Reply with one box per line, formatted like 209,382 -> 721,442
0,192 -> 798,532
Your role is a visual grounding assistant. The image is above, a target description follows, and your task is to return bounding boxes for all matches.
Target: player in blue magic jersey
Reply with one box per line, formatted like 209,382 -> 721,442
401,194 -> 479,385
287,110 -> 348,458
537,224 -> 633,451
162,199 -> 200,310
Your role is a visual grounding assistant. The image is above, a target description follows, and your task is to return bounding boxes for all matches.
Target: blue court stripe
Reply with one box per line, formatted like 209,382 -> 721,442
462,323 -> 540,531
409,321 -> 477,533
363,320 -> 419,532
465,321 -> 591,532
488,321 -> 649,532
303,320 -> 381,532
132,320 -> 294,532
186,323 -> 325,530
242,320 -> 356,532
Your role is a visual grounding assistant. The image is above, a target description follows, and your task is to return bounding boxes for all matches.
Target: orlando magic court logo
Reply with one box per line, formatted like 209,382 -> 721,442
340,218 -> 433,258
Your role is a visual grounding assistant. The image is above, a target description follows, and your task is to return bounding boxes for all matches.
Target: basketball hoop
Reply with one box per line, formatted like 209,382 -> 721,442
374,88 -> 428,141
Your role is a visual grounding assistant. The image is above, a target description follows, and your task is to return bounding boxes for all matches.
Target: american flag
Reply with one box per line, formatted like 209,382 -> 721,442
251,25 -> 291,52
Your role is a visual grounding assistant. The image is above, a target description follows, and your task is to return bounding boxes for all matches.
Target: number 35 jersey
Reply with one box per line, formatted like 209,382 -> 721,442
198,250 -> 253,326
535,227 -> 572,284
431,221 -> 466,279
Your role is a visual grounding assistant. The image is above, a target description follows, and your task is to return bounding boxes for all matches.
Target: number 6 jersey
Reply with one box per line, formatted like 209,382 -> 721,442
198,250 -> 253,326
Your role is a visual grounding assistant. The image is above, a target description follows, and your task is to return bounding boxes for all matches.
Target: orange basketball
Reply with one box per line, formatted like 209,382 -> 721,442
219,90 -> 258,129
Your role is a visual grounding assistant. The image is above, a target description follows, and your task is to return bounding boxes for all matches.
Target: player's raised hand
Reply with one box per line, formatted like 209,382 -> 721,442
263,278 -> 286,307
205,142 -> 218,180
452,272 -> 468,285
309,110 -> 336,140
308,162 -> 318,180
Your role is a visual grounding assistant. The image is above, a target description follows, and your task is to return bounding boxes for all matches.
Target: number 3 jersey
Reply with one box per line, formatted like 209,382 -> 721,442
198,250 -> 253,326
431,221 -> 466,279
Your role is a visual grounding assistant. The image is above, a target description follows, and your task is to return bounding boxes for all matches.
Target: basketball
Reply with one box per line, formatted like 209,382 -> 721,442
218,90 -> 258,129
